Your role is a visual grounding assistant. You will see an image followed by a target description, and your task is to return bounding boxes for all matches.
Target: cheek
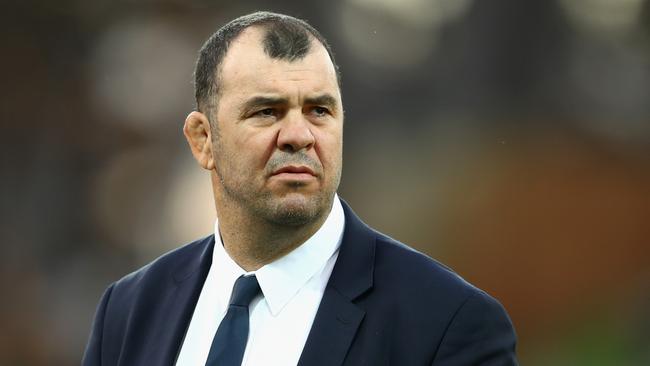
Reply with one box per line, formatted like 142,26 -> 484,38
236,129 -> 279,168
314,128 -> 343,169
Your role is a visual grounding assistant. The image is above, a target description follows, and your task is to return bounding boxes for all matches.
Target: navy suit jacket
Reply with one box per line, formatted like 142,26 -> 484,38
83,201 -> 518,365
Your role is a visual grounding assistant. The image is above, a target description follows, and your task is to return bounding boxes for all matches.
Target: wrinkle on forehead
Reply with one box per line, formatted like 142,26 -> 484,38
284,68 -> 311,73
222,65 -> 338,104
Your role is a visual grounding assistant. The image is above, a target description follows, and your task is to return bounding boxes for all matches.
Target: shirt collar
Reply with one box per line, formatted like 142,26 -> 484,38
213,195 -> 345,315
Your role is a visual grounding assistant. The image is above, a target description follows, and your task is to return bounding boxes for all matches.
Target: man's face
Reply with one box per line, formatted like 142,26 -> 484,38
210,27 -> 343,225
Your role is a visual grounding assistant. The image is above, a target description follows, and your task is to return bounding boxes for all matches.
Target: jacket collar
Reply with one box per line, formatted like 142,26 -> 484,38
327,199 -> 376,300
297,198 -> 376,366
164,235 -> 215,365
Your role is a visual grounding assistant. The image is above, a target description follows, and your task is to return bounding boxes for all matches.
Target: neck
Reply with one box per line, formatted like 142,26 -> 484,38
219,213 -> 327,271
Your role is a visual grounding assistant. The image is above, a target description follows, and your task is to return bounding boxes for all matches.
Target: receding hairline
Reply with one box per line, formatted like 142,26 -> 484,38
218,27 -> 333,85
206,25 -> 337,116
194,12 -> 341,119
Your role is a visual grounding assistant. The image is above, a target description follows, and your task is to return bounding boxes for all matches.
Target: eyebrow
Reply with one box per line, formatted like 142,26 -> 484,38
241,96 -> 288,112
240,93 -> 339,114
304,94 -> 338,111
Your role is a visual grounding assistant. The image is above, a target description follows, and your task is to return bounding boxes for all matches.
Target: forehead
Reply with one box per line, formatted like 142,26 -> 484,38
217,27 -> 340,100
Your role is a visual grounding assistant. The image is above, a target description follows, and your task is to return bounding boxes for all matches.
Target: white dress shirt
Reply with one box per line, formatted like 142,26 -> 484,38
175,196 -> 345,366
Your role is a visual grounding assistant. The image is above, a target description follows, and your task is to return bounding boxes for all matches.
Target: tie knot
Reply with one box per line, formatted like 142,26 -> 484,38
229,275 -> 261,306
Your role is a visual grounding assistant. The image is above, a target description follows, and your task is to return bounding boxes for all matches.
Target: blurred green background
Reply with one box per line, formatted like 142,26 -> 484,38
1,0 -> 649,365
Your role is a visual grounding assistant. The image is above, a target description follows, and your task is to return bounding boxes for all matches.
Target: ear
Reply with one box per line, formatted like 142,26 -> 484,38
183,111 -> 216,170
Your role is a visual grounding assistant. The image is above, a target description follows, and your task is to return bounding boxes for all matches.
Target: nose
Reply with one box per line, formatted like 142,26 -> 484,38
276,111 -> 315,152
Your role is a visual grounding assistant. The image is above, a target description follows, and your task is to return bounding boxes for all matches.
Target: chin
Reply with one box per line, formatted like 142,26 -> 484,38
266,192 -> 328,226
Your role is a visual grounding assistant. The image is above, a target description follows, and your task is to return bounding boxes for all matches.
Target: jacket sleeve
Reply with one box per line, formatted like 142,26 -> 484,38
432,291 -> 518,366
82,284 -> 115,366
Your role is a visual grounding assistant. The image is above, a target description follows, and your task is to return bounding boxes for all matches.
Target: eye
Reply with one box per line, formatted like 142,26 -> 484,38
255,108 -> 276,117
311,106 -> 330,117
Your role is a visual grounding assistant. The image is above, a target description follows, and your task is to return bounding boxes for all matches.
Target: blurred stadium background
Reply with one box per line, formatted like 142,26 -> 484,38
1,0 -> 649,365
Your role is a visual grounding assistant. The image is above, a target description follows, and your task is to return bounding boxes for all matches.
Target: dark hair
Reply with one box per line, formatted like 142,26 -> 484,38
194,11 -> 340,118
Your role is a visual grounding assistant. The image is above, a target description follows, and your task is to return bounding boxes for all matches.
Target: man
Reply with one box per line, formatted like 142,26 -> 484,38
83,11 -> 518,366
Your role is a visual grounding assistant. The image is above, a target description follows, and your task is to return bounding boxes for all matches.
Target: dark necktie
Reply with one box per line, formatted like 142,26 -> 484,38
205,275 -> 261,366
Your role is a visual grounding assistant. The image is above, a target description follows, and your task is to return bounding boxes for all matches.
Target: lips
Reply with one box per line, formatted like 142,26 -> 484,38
272,165 -> 317,176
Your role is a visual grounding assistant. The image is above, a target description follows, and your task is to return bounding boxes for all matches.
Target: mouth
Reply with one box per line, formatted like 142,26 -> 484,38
269,165 -> 319,185
271,165 -> 317,177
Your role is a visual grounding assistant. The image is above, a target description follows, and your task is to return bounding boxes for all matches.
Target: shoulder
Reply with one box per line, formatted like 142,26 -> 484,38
339,199 -> 495,307
109,235 -> 214,298
83,235 -> 215,365
370,229 -> 507,317
368,230 -> 517,357
373,230 -> 475,294
336,200 -> 518,363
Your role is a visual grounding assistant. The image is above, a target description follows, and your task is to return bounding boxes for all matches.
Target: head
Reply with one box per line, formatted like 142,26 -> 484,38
184,11 -> 344,227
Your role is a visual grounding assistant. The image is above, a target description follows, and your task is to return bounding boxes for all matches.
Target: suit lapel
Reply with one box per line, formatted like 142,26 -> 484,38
298,200 -> 376,366
296,287 -> 365,366
142,236 -> 215,366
